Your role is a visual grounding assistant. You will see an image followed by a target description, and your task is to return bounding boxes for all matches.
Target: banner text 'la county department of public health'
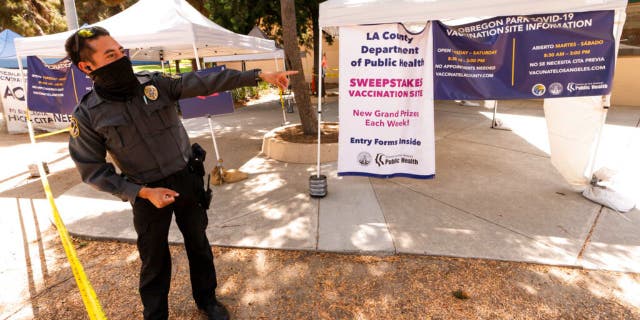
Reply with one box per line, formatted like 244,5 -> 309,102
339,23 -> 435,179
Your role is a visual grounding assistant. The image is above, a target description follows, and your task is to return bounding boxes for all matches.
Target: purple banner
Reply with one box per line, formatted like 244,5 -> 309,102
26,56 -> 92,114
179,65 -> 234,119
433,10 -> 615,100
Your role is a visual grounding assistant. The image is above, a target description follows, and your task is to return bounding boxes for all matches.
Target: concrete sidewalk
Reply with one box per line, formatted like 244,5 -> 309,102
55,97 -> 640,273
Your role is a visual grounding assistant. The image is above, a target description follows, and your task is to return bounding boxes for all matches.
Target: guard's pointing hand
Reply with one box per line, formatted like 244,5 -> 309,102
259,70 -> 298,91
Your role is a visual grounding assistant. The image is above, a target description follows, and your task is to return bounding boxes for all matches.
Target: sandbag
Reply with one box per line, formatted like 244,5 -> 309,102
582,167 -> 637,212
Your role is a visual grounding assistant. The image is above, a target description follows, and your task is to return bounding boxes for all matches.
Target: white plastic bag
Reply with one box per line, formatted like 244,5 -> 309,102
582,167 -> 637,212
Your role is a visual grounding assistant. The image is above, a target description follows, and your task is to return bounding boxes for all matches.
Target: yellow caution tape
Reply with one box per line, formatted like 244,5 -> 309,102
279,88 -> 285,111
35,162 -> 107,320
21,63 -> 105,318
34,127 -> 70,139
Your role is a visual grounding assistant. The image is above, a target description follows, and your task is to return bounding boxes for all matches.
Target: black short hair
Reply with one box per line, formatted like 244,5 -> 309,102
65,26 -> 110,65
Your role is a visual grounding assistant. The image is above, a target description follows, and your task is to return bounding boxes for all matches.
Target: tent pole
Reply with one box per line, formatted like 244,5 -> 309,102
279,55 -> 288,125
489,100 -> 509,130
308,28 -> 327,198
316,33 -> 323,178
63,0 -> 79,30
191,35 -> 201,70
280,90 -> 288,125
491,100 -> 498,128
16,56 -> 37,146
160,50 -> 165,75
207,115 -> 222,167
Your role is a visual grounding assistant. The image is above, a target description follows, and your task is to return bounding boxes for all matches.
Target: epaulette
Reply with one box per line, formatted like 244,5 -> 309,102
80,90 -> 105,109
135,71 -> 155,83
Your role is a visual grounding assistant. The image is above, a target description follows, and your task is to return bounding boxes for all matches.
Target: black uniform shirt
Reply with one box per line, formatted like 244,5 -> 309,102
69,69 -> 257,203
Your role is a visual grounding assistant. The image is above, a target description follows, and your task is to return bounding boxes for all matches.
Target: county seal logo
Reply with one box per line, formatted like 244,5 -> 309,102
531,84 -> 546,97
549,82 -> 563,95
357,152 -> 372,166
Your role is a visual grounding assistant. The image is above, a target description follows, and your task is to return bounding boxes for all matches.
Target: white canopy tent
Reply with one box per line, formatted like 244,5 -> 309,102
203,25 -> 284,67
203,50 -> 284,63
316,0 -> 629,193
13,0 -> 278,62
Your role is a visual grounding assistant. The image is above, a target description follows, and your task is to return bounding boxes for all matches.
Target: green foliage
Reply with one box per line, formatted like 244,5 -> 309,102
0,0 -> 67,36
230,81 -> 274,103
205,1 -> 279,35
0,0 -> 136,36
231,85 -> 260,103
257,80 -> 270,92
204,0 -> 331,48
132,60 -> 194,75
75,0 -> 136,25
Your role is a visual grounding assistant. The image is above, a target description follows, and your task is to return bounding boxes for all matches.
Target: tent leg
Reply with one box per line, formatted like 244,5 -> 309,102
207,115 -> 224,183
316,42 -> 323,177
279,89 -> 289,126
207,115 -> 222,166
274,56 -> 289,125
309,31 -> 327,198
191,40 -> 201,70
16,56 -> 49,171
490,100 -> 511,131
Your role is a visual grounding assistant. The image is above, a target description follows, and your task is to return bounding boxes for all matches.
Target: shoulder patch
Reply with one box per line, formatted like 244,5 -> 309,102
69,116 -> 80,138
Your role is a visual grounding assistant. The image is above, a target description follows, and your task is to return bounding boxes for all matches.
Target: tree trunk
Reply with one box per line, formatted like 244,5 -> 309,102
175,60 -> 181,74
280,0 -> 317,135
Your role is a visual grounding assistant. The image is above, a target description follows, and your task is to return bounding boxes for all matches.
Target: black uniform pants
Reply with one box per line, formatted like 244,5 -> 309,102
132,167 -> 216,320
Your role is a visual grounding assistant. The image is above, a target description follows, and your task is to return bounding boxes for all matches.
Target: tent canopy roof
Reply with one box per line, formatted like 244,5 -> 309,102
14,0 -> 278,61
204,25 -> 284,63
320,0 -> 628,31
0,29 -> 21,59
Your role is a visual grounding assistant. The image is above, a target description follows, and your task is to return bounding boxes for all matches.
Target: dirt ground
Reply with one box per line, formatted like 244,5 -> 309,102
274,122 -> 339,143
1,125 -> 640,320
11,234 -> 640,320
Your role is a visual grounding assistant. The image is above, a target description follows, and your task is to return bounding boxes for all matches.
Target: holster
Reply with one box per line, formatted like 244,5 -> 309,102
189,143 -> 207,177
188,143 -> 212,209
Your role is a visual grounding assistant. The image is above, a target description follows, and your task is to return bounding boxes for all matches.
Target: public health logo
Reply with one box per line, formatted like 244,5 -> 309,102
549,82 -> 563,95
531,83 -> 546,97
357,152 -> 372,166
374,153 -> 418,166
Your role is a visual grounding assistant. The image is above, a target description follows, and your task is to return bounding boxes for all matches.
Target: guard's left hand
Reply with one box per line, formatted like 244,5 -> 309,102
259,70 -> 298,91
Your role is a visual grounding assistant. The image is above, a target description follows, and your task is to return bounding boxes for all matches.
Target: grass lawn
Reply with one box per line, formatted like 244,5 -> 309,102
133,60 -> 194,74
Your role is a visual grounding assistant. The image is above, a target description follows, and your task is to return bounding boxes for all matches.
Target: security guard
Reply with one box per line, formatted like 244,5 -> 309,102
65,26 -> 295,320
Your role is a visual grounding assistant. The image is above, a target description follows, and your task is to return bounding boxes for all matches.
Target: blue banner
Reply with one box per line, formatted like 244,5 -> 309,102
179,65 -> 234,119
433,10 -> 615,100
26,56 -> 92,114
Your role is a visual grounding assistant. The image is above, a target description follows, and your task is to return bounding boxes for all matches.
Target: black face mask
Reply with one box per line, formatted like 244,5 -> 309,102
90,56 -> 139,101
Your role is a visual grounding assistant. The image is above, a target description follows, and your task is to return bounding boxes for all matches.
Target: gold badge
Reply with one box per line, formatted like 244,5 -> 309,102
144,85 -> 159,101
70,117 -> 80,138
